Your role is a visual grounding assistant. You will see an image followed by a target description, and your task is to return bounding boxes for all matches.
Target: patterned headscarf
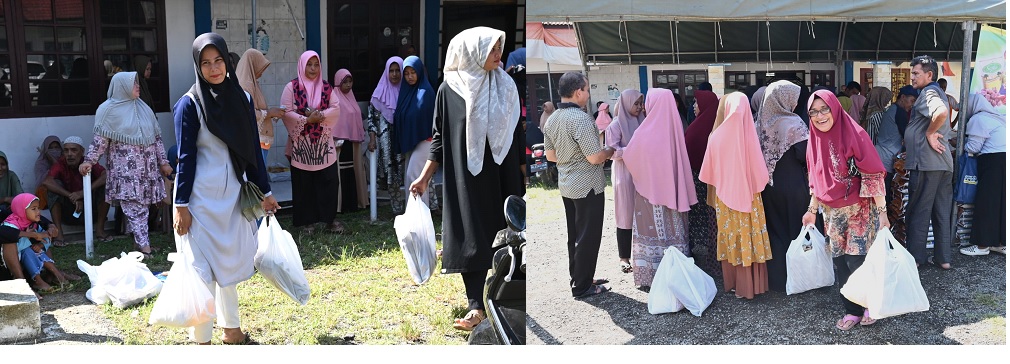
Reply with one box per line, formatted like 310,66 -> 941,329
443,27 -> 520,176
755,80 -> 808,186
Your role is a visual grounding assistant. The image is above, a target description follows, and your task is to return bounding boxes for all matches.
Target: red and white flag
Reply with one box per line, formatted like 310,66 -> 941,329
527,22 -> 582,66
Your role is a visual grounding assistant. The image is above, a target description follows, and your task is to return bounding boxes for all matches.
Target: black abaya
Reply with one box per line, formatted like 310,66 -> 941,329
430,83 -> 525,274
760,141 -> 810,292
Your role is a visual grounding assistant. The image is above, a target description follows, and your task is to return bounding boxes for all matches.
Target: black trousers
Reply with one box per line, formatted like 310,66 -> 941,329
562,191 -> 605,296
834,254 -> 867,316
462,270 -> 488,311
616,228 -> 632,260
971,153 -> 1006,248
906,170 -> 954,265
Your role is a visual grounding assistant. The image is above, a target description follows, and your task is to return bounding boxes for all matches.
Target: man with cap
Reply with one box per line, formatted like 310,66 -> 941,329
905,55 -> 953,270
42,136 -> 111,245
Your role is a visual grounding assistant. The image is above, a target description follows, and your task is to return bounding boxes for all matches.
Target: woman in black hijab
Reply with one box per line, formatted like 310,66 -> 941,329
170,33 -> 279,345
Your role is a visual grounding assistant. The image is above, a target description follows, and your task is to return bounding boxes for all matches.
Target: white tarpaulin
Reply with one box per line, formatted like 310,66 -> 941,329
529,0 -> 1006,22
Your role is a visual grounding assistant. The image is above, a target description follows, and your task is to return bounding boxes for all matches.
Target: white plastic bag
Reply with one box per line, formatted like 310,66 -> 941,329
148,235 -> 216,328
648,248 -> 685,315
254,215 -> 311,305
77,251 -> 163,309
841,228 -> 930,319
649,246 -> 717,316
393,196 -> 438,285
785,225 -> 834,295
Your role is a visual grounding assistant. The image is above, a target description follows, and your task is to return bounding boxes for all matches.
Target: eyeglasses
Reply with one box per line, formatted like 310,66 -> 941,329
808,107 -> 831,116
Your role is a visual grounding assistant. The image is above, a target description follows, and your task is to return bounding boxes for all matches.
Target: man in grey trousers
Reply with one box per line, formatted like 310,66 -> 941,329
904,55 -> 953,270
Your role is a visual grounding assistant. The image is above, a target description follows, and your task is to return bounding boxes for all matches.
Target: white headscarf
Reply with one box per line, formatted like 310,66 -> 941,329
93,72 -> 160,145
443,27 -> 520,176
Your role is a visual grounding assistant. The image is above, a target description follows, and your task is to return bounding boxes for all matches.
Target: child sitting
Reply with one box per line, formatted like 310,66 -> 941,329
1,193 -> 79,294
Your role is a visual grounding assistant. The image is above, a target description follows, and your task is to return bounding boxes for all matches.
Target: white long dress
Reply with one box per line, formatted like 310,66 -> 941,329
175,93 -> 259,288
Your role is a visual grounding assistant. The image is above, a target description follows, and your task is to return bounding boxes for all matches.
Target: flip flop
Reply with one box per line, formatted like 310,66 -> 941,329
620,262 -> 633,273
928,256 -> 953,270
96,235 -> 113,243
328,220 -> 345,234
575,284 -> 611,299
593,278 -> 609,285
836,314 -> 861,331
222,334 -> 258,345
52,239 -> 68,247
452,310 -> 486,331
860,309 -> 877,326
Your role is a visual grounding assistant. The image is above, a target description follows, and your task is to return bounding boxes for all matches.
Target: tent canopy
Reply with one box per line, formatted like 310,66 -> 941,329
528,1 -> 1007,23
528,0 -> 1006,65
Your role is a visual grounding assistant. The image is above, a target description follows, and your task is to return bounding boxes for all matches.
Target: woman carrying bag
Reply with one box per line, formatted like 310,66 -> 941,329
172,33 -> 280,344
801,90 -> 888,331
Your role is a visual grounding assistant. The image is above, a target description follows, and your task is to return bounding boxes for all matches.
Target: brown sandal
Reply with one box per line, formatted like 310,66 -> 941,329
452,310 -> 486,331
328,220 -> 345,234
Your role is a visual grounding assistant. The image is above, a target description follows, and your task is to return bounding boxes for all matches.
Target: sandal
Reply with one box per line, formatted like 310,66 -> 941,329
452,310 -> 486,331
836,314 -> 861,331
928,256 -> 952,270
328,220 -> 345,234
96,234 -> 113,243
575,284 -> 611,299
222,333 -> 258,345
593,278 -> 609,285
52,239 -> 68,247
620,262 -> 633,274
860,309 -> 877,326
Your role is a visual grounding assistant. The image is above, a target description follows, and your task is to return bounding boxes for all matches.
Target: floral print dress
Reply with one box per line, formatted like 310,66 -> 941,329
85,134 -> 169,205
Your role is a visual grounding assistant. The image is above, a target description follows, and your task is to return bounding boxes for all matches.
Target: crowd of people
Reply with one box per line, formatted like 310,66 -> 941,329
1,26 -> 525,341
541,54 -> 1005,331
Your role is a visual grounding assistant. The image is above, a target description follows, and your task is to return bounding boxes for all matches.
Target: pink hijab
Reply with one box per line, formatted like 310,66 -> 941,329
612,89 -> 645,142
2,193 -> 39,230
331,69 -> 365,142
699,92 -> 769,212
623,88 -> 697,212
595,103 -> 612,132
370,56 -> 404,122
805,90 -> 885,209
296,51 -> 324,109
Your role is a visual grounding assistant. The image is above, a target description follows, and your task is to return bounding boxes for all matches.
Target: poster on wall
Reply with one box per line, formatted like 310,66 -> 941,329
969,25 -> 1006,115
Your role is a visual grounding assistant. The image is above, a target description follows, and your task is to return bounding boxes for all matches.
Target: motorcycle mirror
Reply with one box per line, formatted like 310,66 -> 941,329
503,195 -> 525,232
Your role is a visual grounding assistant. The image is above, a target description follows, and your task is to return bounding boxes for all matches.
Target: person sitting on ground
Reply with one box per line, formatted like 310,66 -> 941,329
1,150 -> 24,214
1,193 -> 80,295
42,136 -> 111,246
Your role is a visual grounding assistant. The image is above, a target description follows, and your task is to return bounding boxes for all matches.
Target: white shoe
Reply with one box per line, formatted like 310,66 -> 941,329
990,246 -> 1006,255
959,245 -> 990,256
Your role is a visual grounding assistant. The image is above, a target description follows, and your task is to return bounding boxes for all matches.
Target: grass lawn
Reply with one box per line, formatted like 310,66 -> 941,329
50,206 -> 470,345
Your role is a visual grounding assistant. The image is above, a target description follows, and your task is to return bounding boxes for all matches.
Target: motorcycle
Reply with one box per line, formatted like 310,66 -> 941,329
468,195 -> 526,345
529,143 -> 557,186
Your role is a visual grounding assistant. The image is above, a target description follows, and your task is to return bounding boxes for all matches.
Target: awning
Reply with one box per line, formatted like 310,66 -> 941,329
528,0 -> 1007,23
528,0 -> 1007,65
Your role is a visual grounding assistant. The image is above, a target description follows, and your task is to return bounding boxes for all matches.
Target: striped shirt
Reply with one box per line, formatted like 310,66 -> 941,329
543,105 -> 606,199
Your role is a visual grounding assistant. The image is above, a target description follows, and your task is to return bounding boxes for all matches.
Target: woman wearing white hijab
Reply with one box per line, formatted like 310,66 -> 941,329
79,72 -> 172,257
409,27 -> 523,331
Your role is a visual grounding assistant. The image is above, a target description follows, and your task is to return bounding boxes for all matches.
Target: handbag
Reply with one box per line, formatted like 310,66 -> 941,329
954,153 -> 978,204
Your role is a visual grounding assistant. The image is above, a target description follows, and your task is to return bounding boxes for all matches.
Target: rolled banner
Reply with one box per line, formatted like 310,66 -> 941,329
83,172 -> 94,259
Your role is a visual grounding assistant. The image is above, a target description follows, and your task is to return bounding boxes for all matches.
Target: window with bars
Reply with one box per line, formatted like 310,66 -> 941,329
327,0 -> 419,102
0,0 -> 168,118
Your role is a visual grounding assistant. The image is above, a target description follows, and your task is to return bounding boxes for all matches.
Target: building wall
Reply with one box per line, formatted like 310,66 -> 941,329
586,65 -> 641,112
209,0 -> 315,167
1,1 -> 193,191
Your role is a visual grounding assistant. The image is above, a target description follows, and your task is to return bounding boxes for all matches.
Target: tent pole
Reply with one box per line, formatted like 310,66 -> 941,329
547,62 -> 554,103
574,22 -> 592,109
952,20 -> 976,248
